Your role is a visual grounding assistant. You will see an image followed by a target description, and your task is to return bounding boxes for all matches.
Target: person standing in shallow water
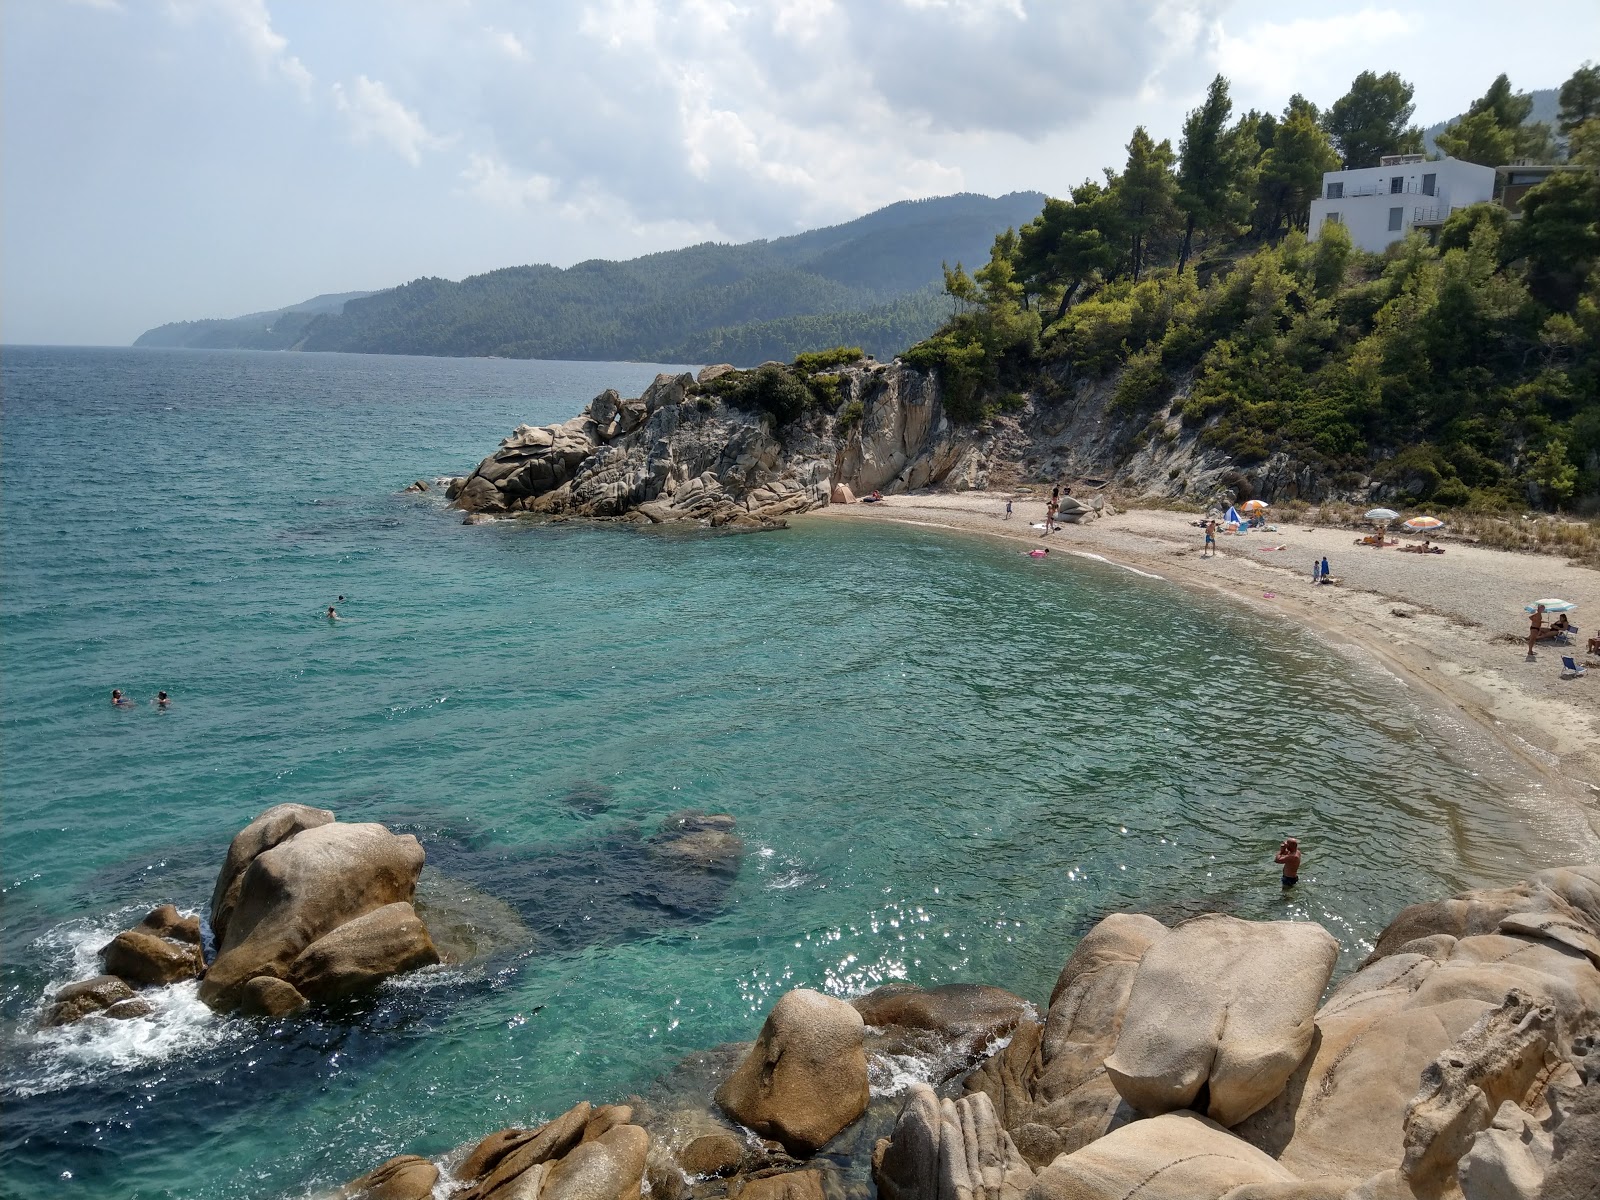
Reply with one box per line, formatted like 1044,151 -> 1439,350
1275,837 -> 1301,887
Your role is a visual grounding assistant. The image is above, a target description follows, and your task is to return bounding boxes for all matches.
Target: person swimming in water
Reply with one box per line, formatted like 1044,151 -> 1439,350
155,690 -> 171,709
326,605 -> 340,620
1275,837 -> 1301,887
110,689 -> 135,708
1026,548 -> 1050,558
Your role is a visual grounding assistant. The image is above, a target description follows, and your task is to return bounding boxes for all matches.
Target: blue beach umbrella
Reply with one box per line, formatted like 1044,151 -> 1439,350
1525,598 -> 1577,614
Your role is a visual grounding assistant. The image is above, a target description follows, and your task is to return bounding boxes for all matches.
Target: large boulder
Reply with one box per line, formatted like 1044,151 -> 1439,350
1103,914 -> 1338,1127
458,1101 -> 591,1200
133,904 -> 202,945
199,819 -> 427,1012
1235,871 -> 1600,1189
716,988 -> 871,1154
240,976 -> 308,1017
964,913 -> 1163,1165
541,1124 -> 649,1200
100,928 -> 204,986
288,901 -> 439,1002
1025,1110 -> 1298,1200
874,1083 -> 1033,1200
853,983 -> 1029,1048
342,1155 -> 439,1200
209,803 -> 335,944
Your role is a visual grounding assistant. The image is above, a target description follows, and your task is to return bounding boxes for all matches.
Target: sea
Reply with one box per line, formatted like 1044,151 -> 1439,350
0,346 -> 1584,1199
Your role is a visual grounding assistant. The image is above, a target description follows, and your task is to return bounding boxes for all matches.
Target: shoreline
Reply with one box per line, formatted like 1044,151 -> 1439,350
811,494 -> 1600,865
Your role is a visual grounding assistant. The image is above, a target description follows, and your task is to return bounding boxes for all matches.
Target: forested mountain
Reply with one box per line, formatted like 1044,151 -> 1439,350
133,193 -> 1045,365
134,291 -> 373,350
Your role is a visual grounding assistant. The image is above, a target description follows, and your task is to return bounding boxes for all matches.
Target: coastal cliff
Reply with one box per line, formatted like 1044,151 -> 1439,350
445,359 -> 992,527
444,354 -> 1355,525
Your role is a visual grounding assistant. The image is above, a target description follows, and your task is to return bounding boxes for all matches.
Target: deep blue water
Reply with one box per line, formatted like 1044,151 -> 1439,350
0,347 -> 1569,1199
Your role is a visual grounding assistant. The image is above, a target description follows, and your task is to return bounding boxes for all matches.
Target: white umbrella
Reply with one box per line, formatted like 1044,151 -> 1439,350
1525,599 -> 1577,614
1403,515 -> 1445,531
1364,508 -> 1399,522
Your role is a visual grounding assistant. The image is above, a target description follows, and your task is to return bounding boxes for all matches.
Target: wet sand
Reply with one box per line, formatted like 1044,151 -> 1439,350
815,494 -> 1600,850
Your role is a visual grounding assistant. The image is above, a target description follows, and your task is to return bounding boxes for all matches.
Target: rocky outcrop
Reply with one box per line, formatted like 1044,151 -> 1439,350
341,1155 -> 439,1200
42,975 -> 151,1026
1103,914 -> 1339,1127
873,1084 -> 1033,1200
210,802 -> 336,945
448,362 -> 992,526
1025,1110 -> 1298,1200
330,868 -> 1600,1200
716,988 -> 872,1154
200,809 -> 437,1012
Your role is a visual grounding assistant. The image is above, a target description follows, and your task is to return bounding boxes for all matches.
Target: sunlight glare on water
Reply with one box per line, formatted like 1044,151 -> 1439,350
0,347 -> 1569,1199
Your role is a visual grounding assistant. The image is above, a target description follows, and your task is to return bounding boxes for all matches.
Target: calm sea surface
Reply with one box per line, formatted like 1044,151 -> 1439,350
0,347 -> 1574,1199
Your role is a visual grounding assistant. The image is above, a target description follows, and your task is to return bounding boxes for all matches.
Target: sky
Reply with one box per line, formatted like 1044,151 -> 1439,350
3,0 -> 1596,346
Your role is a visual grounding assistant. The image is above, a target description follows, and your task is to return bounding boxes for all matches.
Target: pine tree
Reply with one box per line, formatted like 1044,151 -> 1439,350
1323,71 -> 1421,168
1176,75 -> 1248,272
1117,127 -> 1178,280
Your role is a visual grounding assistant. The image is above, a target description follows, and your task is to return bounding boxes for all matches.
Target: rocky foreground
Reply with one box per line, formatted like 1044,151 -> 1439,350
331,865 -> 1600,1200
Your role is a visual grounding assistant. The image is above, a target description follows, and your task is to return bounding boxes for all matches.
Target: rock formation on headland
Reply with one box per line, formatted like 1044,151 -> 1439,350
445,360 -> 995,528
40,803 -> 441,1024
440,353 -> 1355,528
335,865 -> 1600,1200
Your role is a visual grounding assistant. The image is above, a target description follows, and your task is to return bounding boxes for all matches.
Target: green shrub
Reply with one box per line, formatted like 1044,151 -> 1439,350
1110,347 -> 1169,416
792,346 -> 864,373
807,373 -> 845,411
721,364 -> 815,426
836,399 -> 865,433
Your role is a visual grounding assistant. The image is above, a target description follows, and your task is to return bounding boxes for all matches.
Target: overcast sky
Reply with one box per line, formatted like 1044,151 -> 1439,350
3,0 -> 1595,345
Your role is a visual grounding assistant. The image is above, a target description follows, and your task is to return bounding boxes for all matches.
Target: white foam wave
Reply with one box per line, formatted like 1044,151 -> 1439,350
5,909 -> 240,1099
868,1050 -> 941,1097
9,980 -> 240,1099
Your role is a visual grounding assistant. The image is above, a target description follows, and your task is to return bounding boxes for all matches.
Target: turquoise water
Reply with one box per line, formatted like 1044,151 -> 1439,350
0,347 -> 1565,1199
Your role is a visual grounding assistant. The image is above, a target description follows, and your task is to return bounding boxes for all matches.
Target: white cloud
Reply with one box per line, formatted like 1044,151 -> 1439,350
332,76 -> 445,166
65,0 -> 124,11
161,0 -> 312,96
487,27 -> 530,60
1217,7 -> 1422,101
461,152 -> 556,206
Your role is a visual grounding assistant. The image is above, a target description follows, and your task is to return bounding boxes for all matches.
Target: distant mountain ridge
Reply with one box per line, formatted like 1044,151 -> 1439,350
133,192 -> 1047,366
134,291 -> 375,350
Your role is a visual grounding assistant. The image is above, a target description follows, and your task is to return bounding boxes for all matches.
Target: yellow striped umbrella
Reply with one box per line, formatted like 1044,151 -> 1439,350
1403,515 -> 1445,530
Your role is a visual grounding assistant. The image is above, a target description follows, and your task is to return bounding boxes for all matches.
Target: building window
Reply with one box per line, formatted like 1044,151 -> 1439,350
1422,173 -> 1436,197
1391,176 -> 1404,193
1388,206 -> 1403,231
1326,181 -> 1344,199
1324,212 -> 1341,225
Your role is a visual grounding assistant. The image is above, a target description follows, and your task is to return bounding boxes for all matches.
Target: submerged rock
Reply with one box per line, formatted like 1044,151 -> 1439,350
717,988 -> 871,1155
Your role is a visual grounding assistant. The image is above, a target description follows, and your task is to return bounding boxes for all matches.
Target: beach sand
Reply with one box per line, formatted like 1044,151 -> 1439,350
816,494 -> 1600,851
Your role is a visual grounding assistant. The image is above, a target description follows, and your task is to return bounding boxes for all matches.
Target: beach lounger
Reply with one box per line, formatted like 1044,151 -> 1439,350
1562,656 -> 1586,678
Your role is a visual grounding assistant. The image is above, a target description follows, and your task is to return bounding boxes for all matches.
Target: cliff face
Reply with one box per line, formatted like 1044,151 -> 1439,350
447,361 -> 991,527
447,357 -> 1362,524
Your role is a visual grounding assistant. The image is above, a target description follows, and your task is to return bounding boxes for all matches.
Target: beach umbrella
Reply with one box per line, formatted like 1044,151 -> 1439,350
1364,508 -> 1399,522
1525,599 -> 1577,614
1403,515 -> 1445,531
1240,500 -> 1269,513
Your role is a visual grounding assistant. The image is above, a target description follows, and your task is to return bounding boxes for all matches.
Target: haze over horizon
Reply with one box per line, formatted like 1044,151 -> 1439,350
4,0 -> 1595,347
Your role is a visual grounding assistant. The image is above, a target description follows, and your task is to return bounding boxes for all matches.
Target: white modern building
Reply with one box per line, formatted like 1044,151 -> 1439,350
1308,154 -> 1496,253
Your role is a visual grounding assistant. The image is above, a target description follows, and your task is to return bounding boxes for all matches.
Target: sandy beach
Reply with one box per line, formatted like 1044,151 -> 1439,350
818,493 -> 1600,849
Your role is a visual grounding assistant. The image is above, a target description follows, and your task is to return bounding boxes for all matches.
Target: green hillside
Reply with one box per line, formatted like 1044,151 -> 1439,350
134,193 -> 1046,365
907,67 -> 1600,510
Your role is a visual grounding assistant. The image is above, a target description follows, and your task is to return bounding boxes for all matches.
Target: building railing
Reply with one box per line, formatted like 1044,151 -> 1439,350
1328,180 -> 1437,199
1412,206 -> 1453,224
